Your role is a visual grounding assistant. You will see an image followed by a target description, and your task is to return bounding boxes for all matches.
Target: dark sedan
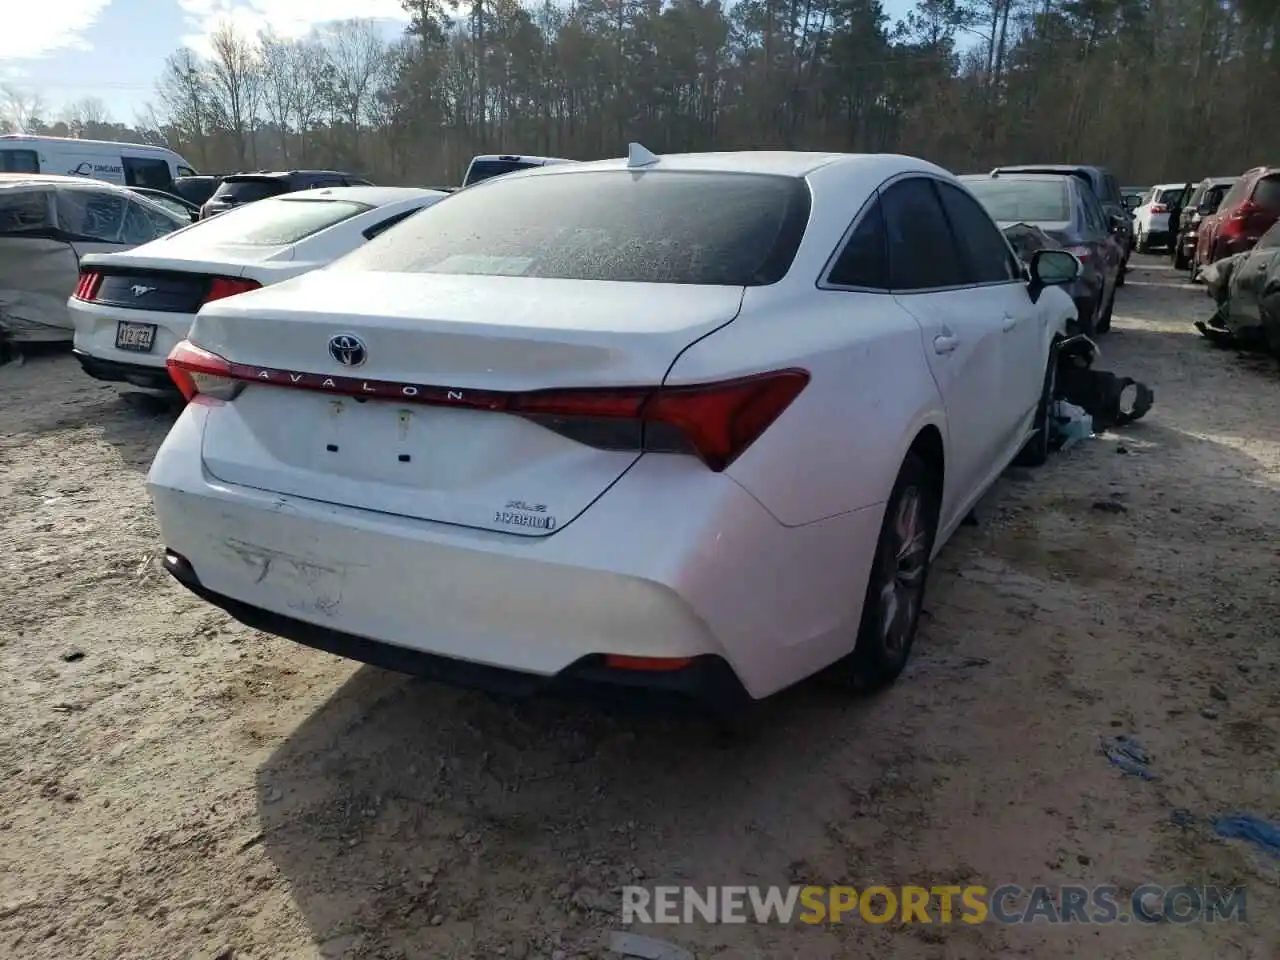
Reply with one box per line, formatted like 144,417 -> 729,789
961,172 -> 1125,336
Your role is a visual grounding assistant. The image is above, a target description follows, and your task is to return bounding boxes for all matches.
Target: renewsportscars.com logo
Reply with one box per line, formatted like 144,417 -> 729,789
621,884 -> 1247,925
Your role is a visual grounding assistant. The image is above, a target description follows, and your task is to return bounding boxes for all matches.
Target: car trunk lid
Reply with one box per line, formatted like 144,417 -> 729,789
192,270 -> 746,536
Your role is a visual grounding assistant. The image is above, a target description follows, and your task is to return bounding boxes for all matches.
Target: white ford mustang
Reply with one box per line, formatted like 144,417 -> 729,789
68,186 -> 447,391
147,148 -> 1080,711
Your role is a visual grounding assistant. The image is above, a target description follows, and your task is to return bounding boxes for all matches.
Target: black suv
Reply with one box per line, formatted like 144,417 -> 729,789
991,165 -> 1133,284
200,170 -> 373,219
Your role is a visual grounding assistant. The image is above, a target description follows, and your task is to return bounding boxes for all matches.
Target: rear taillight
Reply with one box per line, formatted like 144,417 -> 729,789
513,370 -> 810,471
1064,245 -> 1092,260
162,341 -> 809,471
202,276 -> 261,306
166,340 -> 244,404
1150,204 -> 1167,214
73,270 -> 102,301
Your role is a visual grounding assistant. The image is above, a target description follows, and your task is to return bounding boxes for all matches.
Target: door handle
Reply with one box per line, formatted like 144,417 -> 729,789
1001,314 -> 1018,331
933,334 -> 959,354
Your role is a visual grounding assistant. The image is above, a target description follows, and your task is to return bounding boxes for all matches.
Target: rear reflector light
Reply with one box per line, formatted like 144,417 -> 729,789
73,270 -> 102,301
164,339 -> 809,470
1064,245 -> 1092,260
203,276 -> 261,306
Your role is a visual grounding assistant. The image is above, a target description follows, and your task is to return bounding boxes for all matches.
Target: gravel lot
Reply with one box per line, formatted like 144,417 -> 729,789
2,255 -> 1278,960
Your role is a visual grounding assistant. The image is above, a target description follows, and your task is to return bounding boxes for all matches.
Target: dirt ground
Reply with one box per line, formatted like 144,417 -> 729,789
1,255 -> 1278,960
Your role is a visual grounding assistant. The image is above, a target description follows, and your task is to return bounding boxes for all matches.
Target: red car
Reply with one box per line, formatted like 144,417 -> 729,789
1194,166 -> 1280,276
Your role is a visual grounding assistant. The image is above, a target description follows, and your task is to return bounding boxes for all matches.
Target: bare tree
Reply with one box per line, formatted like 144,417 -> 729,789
156,48 -> 212,167
322,19 -> 389,163
258,30 -> 296,163
0,83 -> 49,133
63,97 -> 111,138
206,21 -> 263,169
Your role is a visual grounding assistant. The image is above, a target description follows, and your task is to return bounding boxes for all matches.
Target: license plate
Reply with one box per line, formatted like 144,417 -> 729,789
115,321 -> 157,353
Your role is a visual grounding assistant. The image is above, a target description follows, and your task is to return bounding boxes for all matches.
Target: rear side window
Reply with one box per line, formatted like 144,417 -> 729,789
172,197 -> 371,246
1205,185 -> 1232,212
1157,187 -> 1183,205
0,190 -> 52,234
1080,187 -> 1107,234
212,178 -> 287,204
880,177 -> 966,291
56,190 -> 128,242
0,149 -> 39,174
1218,178 -> 1250,212
1102,174 -> 1121,204
336,170 -> 810,286
936,181 -> 1020,284
1251,175 -> 1280,210
826,198 -> 888,289
463,159 -> 540,187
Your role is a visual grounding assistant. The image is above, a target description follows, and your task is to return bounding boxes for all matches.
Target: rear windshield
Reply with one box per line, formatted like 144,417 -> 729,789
0,189 -> 51,235
463,159 -> 542,187
211,178 -> 287,204
336,170 -> 811,286
962,178 -> 1071,223
169,197 -> 370,246
1252,175 -> 1280,210
1156,187 -> 1183,205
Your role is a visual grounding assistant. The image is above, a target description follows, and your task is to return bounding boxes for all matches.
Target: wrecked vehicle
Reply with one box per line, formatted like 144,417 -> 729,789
0,174 -> 187,358
1196,220 -> 1280,355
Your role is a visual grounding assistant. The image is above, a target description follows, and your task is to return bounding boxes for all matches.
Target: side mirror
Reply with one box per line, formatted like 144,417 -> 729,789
1027,248 -> 1080,303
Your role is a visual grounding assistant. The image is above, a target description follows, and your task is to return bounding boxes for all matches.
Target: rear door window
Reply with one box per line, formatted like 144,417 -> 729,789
0,149 -> 39,173
1250,176 -> 1280,211
935,181 -> 1020,284
121,197 -> 183,244
1102,174 -> 1121,204
826,198 -> 888,289
880,177 -> 968,291
1218,178 -> 1250,212
1080,187 -> 1107,236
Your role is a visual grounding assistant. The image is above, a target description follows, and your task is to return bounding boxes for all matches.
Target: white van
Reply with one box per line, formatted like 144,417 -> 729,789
0,135 -> 197,191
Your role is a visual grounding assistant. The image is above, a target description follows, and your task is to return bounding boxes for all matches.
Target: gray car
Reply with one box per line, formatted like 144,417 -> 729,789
961,172 -> 1125,336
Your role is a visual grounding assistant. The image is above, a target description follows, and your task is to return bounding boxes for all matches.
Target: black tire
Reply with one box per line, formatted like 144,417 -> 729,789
1077,295 -> 1099,338
1014,347 -> 1057,468
843,452 -> 940,692
1173,245 -> 1188,270
1189,252 -> 1200,284
1136,230 -> 1150,254
1116,256 -> 1127,287
1096,285 -> 1116,334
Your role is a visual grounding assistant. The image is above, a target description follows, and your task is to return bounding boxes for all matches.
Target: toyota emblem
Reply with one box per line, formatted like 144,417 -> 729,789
328,333 -> 367,367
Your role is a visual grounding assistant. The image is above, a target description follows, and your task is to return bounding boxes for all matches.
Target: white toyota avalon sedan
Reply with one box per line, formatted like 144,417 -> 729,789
69,186 -> 446,391
147,147 -> 1080,712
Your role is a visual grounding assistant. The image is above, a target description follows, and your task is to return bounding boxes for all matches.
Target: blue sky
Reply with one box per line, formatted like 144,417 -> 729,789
1,0 -> 917,127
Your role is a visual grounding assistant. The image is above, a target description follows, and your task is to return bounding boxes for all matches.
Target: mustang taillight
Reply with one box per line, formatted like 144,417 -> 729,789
164,338 -> 809,471
73,270 -> 103,301
202,276 -> 261,305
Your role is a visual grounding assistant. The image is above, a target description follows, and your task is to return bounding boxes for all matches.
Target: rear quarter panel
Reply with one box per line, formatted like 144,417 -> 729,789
669,286 -> 945,528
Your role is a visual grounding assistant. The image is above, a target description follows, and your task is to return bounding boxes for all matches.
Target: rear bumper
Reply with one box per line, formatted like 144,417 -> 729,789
162,548 -> 752,714
147,405 -> 882,702
73,349 -> 177,391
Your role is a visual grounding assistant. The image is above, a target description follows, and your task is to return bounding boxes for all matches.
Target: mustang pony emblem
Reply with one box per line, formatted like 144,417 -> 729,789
130,285 -> 157,297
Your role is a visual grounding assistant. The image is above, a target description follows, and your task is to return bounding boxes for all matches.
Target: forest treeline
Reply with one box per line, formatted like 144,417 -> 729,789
3,0 -> 1277,186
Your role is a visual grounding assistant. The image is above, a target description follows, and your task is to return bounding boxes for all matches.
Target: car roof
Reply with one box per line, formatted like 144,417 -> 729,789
961,171 -> 1074,184
0,173 -> 133,192
224,170 -> 354,181
1151,182 -> 1185,190
470,154 -> 573,164
509,150 -> 894,180
273,186 -> 445,205
994,163 -> 1106,174
1201,176 -> 1239,186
